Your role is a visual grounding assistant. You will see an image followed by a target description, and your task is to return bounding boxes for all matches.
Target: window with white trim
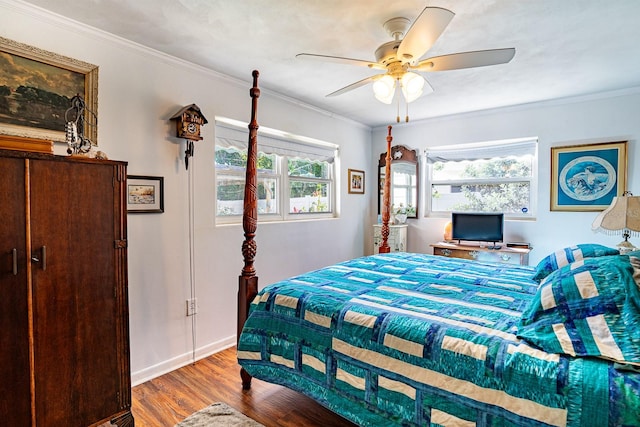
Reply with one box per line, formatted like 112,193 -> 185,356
426,138 -> 538,218
215,118 -> 337,223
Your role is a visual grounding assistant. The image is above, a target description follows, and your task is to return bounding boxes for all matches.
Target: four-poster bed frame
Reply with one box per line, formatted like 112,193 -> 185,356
237,70 -> 261,390
236,70 -> 395,388
234,70 -> 640,427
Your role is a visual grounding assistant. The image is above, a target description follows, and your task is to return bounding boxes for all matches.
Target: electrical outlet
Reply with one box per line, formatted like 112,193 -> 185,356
186,298 -> 198,316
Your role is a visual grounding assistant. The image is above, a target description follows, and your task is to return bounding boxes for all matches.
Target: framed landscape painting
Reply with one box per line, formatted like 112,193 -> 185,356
550,141 -> 627,211
0,36 -> 98,144
127,175 -> 165,213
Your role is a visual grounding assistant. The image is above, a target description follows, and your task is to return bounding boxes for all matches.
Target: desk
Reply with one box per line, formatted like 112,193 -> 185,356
431,242 -> 531,265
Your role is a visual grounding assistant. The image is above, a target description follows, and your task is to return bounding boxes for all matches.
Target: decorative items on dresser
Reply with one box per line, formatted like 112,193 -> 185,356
64,94 -> 97,155
373,224 -> 408,253
0,147 -> 133,426
431,241 -> 531,265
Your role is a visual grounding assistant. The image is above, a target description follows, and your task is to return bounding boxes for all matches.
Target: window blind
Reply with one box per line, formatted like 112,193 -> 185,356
215,121 -> 336,163
426,137 -> 537,163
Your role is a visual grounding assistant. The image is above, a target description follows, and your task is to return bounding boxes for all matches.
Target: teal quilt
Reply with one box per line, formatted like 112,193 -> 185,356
520,254 -> 640,365
237,252 -> 640,426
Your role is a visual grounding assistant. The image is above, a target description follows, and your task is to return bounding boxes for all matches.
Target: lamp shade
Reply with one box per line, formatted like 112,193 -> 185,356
592,195 -> 640,234
372,75 -> 395,104
592,194 -> 640,252
400,72 -> 425,103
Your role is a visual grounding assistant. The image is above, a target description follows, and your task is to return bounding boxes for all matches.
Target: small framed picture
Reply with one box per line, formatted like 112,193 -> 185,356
127,175 -> 164,213
550,141 -> 627,211
348,169 -> 365,194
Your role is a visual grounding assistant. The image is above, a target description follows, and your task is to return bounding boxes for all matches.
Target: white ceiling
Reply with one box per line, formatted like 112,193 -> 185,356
22,0 -> 640,127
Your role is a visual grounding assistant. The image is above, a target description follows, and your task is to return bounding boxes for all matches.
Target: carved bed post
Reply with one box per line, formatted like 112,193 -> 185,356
238,70 -> 260,390
378,125 -> 393,253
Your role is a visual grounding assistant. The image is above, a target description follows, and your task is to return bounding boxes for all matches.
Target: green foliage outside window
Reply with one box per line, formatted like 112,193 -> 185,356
455,183 -> 530,212
216,147 -> 332,216
288,158 -> 328,178
215,147 -> 274,171
461,158 -> 531,179
455,158 -> 531,212
433,157 -> 533,214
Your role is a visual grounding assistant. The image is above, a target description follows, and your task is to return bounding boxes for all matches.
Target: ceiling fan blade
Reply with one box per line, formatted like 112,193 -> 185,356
397,7 -> 455,63
421,77 -> 434,96
296,53 -> 386,70
412,48 -> 516,72
326,75 -> 384,97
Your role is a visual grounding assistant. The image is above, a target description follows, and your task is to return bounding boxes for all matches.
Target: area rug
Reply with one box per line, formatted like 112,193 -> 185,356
175,402 -> 264,427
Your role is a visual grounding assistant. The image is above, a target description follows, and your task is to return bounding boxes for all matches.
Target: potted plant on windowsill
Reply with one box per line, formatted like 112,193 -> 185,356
394,203 -> 415,224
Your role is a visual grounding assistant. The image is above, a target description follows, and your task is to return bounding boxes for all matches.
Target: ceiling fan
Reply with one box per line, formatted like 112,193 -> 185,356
296,6 -> 515,122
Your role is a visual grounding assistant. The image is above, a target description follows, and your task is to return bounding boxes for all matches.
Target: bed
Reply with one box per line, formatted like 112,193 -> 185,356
236,71 -> 640,426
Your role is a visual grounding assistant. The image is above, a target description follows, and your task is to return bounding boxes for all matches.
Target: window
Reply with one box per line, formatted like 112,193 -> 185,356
215,118 -> 337,223
426,138 -> 537,218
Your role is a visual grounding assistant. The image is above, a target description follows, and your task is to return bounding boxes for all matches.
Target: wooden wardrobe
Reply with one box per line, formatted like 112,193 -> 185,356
0,148 -> 133,426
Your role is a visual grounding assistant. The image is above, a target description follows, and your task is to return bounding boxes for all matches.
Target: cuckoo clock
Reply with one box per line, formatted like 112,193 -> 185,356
170,104 -> 208,169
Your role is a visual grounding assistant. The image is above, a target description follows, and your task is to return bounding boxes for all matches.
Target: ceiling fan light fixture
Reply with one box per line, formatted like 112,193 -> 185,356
400,72 -> 425,103
373,75 -> 396,104
297,6 -> 516,122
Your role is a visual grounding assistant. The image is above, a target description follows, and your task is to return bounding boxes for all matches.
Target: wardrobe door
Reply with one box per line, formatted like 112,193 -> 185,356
0,156 -> 31,426
29,158 -> 121,426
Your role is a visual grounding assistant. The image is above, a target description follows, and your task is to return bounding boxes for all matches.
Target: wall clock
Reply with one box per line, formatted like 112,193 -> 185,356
170,104 -> 208,169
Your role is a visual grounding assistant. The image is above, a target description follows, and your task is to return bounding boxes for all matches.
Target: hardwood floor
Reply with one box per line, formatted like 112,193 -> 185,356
131,346 -> 357,426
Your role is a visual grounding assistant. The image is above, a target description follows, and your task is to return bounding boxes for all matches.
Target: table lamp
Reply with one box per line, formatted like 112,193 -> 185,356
591,191 -> 640,253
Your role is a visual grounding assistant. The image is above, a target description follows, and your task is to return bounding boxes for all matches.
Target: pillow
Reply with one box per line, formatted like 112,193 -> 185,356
531,244 -> 619,282
518,254 -> 640,365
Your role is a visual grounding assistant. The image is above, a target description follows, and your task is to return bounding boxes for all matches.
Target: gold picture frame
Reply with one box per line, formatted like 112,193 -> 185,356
348,169 -> 365,194
550,141 -> 627,211
0,36 -> 99,144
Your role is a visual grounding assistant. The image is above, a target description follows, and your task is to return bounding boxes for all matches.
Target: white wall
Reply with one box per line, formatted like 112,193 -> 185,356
371,90 -> 640,264
1,1 -> 373,384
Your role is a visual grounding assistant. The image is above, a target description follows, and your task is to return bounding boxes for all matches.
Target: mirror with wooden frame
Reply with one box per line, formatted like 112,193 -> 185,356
378,145 -> 419,218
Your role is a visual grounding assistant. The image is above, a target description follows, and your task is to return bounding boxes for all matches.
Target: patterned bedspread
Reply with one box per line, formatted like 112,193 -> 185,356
237,252 -> 640,426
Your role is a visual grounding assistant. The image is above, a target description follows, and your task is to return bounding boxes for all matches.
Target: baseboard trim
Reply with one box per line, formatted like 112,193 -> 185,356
131,335 -> 236,386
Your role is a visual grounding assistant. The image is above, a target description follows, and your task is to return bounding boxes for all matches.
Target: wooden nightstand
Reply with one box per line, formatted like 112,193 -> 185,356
431,242 -> 531,265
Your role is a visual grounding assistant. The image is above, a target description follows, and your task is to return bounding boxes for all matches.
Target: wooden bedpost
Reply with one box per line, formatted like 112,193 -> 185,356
238,70 -> 260,390
378,125 -> 393,253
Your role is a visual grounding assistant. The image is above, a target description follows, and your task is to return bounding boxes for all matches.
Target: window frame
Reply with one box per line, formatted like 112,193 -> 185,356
426,138 -> 538,220
285,158 -> 334,218
214,118 -> 338,225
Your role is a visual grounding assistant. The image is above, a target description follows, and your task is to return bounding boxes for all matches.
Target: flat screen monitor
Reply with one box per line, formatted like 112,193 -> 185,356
451,212 -> 504,244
